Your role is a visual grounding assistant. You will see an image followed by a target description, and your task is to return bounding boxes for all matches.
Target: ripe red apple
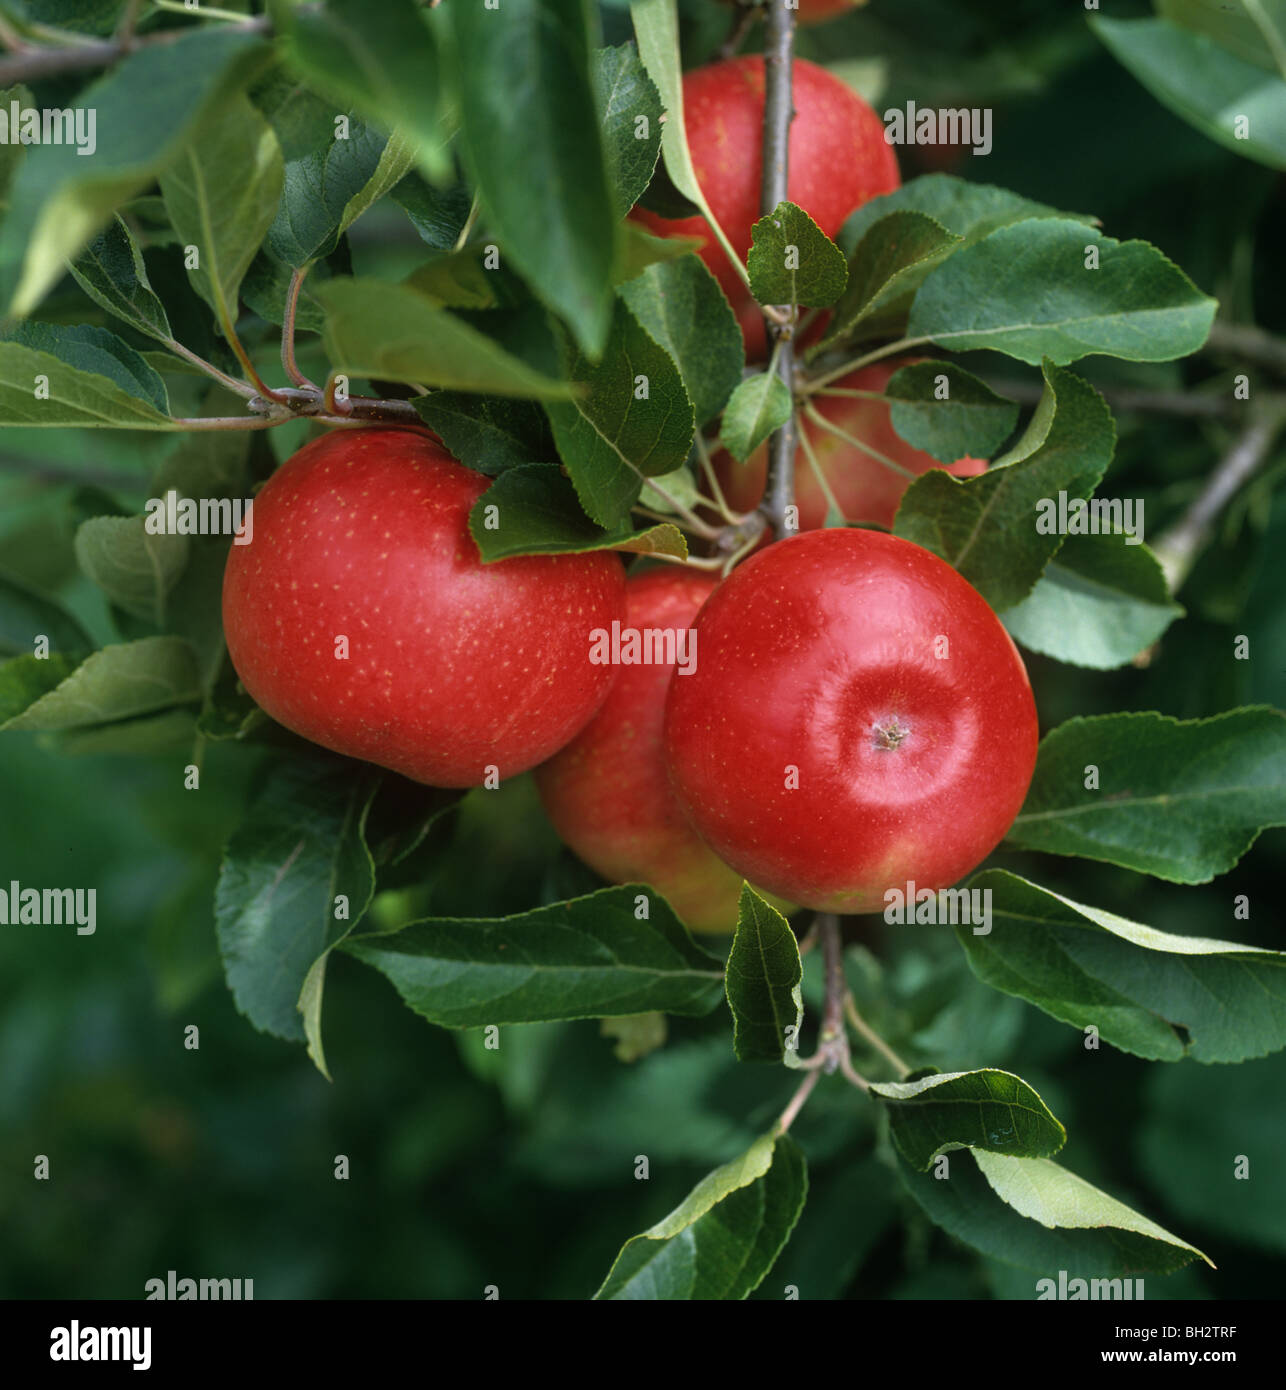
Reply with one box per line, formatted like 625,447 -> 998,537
534,566 -> 749,933
715,361 -> 987,531
222,428 -> 626,788
663,529 -> 1038,913
632,56 -> 899,358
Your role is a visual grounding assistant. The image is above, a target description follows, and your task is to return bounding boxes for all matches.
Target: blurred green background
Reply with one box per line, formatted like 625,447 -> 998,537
2,0 -> 1284,1299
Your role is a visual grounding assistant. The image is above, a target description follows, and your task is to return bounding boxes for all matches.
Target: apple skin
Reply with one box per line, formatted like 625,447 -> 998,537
222,428 -> 626,789
715,361 -> 987,531
663,529 -> 1038,913
534,566 -> 750,933
631,56 -> 899,358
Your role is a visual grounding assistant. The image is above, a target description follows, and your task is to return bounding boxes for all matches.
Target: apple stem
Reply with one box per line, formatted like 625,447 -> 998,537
804,401 -> 917,480
796,413 -> 849,524
281,265 -> 318,390
718,1 -> 759,62
844,993 -> 911,1079
757,0 -> 799,543
158,336 -> 259,400
802,335 -> 935,395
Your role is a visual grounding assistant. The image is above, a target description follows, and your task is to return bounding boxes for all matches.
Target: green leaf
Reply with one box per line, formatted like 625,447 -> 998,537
594,1132 -> 808,1299
724,886 -> 802,1064
0,573 -> 93,656
1002,531 -> 1183,669
959,870 -> 1286,1064
0,321 -> 172,428
1158,0 -> 1286,74
720,371 -> 792,464
629,0 -> 737,269
282,0 -> 450,185
1008,708 -> 1286,882
267,117 -> 413,268
593,41 -> 664,217
215,758 -> 379,1043
839,173 -> 1096,259
0,652 -> 79,724
412,393 -> 556,474
823,211 -> 958,344
0,636 -> 200,731
404,246 -> 500,311
976,1151 -> 1212,1266
69,215 -> 173,344
894,361 -> 1114,612
747,201 -> 848,310
390,173 -> 473,250
0,26 -> 272,315
871,1068 -> 1066,1170
544,296 -> 695,527
340,884 -> 725,1028
316,277 -> 572,398
158,92 -> 284,326
74,516 -> 190,626
618,253 -> 743,424
469,464 -> 686,561
1093,15 -> 1286,170
448,0 -> 617,356
615,226 -> 706,286
883,360 -> 1018,463
899,1147 -> 1208,1276
908,218 -> 1218,365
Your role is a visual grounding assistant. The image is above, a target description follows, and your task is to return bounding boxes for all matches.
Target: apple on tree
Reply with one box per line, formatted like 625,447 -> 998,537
535,566 -> 751,934
632,55 -> 899,358
222,428 -> 626,789
715,360 -> 987,531
664,528 -> 1039,914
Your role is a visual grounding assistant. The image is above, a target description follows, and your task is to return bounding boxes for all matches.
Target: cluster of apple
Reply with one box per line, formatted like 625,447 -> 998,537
220,51 -> 1039,933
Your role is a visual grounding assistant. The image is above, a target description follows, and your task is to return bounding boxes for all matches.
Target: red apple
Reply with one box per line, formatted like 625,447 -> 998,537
534,566 -> 749,933
715,361 -> 987,531
222,428 -> 626,788
632,56 -> 899,358
663,529 -> 1038,913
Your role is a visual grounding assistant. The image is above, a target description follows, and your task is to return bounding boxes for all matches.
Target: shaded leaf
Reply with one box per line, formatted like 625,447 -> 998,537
883,360 -> 1018,463
1002,531 -> 1183,669
725,886 -> 802,1064
960,869 -> 1286,1064
341,884 -> 725,1027
594,1132 -> 808,1299
1007,708 -> 1286,882
908,219 -> 1218,365
720,371 -> 791,463
871,1068 -> 1066,1169
894,361 -> 1114,611
747,200 -> 848,309
469,464 -> 686,560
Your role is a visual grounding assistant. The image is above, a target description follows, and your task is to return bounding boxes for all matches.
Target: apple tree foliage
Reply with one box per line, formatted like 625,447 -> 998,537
0,0 -> 1284,1299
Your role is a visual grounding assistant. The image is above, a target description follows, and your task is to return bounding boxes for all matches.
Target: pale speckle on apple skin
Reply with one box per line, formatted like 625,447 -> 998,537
222,428 -> 626,788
